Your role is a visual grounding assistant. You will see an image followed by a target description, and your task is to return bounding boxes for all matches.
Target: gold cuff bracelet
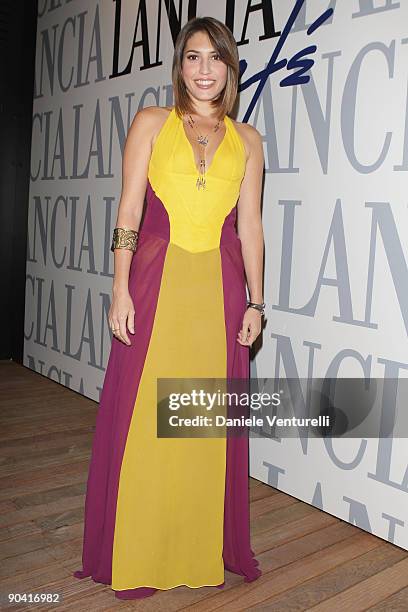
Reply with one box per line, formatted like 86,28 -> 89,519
110,227 -> 139,253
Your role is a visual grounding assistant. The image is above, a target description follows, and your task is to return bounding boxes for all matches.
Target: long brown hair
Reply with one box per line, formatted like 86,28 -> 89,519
172,17 -> 240,120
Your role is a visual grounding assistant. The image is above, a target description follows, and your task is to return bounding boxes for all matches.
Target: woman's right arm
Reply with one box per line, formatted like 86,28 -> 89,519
108,106 -> 159,346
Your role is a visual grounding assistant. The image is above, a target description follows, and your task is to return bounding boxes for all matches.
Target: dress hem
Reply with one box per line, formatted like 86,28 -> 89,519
73,564 -> 261,594
73,569 -> 228,598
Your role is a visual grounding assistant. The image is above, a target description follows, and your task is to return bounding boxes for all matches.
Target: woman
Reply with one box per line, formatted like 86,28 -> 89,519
74,15 -> 265,600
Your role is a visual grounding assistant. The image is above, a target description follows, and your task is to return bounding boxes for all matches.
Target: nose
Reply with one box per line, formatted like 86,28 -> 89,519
198,56 -> 211,75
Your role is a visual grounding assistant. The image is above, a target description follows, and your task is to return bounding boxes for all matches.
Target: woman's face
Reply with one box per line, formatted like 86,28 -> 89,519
181,30 -> 228,106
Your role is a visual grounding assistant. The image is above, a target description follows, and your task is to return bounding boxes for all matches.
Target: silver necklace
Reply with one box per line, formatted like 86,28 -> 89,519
184,113 -> 222,190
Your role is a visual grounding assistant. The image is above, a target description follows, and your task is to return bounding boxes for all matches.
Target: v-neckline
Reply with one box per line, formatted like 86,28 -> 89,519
179,111 -> 228,177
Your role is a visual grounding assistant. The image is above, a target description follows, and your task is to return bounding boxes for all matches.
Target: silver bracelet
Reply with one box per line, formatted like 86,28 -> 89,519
247,300 -> 265,315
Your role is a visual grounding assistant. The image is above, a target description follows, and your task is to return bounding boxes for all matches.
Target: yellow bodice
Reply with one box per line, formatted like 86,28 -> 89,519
147,107 -> 246,253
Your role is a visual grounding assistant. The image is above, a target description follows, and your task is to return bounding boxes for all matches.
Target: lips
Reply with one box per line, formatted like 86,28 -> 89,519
194,80 -> 215,89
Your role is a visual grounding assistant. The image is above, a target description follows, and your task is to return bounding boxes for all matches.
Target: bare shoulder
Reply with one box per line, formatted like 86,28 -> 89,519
229,117 -> 263,161
138,105 -> 173,121
127,105 -> 173,148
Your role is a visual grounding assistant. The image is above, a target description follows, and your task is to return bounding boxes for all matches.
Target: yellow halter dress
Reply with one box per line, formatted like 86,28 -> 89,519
74,106 -> 261,598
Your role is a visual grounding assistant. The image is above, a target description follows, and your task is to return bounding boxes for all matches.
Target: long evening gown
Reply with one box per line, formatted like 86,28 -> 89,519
73,105 -> 261,599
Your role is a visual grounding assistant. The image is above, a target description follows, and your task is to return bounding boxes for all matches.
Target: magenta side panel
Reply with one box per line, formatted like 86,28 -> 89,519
220,211 -> 262,582
73,181 -> 169,585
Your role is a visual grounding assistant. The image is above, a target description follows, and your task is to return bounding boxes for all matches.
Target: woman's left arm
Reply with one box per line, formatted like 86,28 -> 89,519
236,123 -> 265,346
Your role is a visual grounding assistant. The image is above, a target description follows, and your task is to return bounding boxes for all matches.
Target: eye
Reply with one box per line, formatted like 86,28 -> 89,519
185,53 -> 221,61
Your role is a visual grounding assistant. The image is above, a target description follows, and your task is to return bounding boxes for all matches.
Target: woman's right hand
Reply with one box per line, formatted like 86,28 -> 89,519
108,288 -> 135,345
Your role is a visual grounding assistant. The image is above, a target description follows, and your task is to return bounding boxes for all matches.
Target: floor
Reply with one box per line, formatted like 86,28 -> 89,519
1,360 -> 408,611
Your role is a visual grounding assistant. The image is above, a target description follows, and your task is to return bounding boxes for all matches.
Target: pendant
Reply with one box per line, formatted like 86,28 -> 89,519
196,158 -> 206,190
196,176 -> 206,190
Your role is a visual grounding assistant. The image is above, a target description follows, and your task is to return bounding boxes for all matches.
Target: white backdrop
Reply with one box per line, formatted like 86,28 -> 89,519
25,0 -> 408,549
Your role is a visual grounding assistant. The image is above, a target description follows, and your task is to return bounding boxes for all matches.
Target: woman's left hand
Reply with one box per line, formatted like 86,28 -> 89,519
237,307 -> 263,346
